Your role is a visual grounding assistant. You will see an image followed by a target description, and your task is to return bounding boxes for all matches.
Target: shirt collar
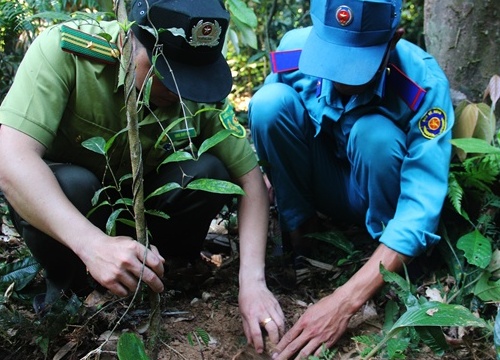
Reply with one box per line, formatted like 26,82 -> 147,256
319,68 -> 388,108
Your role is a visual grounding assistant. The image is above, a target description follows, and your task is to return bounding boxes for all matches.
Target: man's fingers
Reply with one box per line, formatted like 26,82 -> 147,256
140,267 -> 165,293
263,319 -> 280,345
149,244 -> 165,262
135,244 -> 165,278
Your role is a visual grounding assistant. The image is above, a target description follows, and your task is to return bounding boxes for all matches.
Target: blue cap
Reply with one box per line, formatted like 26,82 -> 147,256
299,0 -> 402,86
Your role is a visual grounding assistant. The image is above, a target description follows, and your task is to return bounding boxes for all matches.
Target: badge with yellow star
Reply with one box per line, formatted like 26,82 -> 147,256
418,108 -> 447,139
219,104 -> 246,138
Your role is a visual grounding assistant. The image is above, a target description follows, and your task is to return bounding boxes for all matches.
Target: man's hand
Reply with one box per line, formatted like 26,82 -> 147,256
271,244 -> 408,359
239,280 -> 285,354
82,235 -> 165,297
271,291 -> 353,359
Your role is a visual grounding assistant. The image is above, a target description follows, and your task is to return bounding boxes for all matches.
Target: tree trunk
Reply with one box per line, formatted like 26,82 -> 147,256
424,0 -> 500,102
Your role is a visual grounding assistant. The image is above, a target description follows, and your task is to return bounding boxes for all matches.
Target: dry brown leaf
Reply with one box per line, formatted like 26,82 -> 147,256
483,74 -> 500,106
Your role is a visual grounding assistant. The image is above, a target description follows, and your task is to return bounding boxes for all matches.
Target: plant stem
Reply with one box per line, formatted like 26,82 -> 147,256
116,1 -> 161,358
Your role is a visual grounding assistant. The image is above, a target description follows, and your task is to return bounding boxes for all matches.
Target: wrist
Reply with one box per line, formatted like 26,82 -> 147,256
333,285 -> 366,316
239,267 -> 266,285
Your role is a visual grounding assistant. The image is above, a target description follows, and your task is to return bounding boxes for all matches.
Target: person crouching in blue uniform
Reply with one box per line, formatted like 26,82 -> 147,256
246,0 -> 454,358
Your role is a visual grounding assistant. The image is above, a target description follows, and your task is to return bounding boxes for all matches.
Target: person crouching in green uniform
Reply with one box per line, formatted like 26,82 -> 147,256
0,0 -> 283,341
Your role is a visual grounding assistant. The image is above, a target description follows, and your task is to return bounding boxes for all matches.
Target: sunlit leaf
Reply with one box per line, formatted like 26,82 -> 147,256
230,16 -> 258,49
186,178 -> 245,195
226,0 -> 257,28
451,138 -> 500,155
390,301 -> 487,329
228,28 -> 240,54
97,32 -> 112,42
456,229 -> 492,269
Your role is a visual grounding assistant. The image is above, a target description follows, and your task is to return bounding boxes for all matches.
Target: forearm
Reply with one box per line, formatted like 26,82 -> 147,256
0,128 -> 104,258
335,243 -> 410,313
235,167 -> 270,283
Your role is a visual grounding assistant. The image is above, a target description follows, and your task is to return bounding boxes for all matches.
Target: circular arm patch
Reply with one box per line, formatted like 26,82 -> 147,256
418,108 -> 447,139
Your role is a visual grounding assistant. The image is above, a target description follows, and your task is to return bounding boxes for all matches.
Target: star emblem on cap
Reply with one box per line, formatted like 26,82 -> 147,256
189,20 -> 222,47
336,5 -> 353,26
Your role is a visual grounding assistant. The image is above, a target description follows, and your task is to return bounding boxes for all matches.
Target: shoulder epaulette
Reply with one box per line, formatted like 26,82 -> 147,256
270,49 -> 301,73
386,63 -> 426,112
60,25 -> 120,64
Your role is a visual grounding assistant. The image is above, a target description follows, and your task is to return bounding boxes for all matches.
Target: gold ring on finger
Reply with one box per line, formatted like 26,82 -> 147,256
260,317 -> 273,327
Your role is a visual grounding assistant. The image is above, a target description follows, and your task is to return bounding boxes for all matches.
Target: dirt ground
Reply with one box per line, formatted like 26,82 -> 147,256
0,201 -> 496,360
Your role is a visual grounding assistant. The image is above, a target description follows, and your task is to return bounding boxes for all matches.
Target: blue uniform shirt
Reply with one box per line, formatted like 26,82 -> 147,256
260,27 -> 454,256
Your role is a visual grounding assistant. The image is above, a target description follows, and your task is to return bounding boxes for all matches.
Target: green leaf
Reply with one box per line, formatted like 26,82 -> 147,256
473,103 -> 495,144
91,185 -> 115,206
145,209 -> 170,220
380,264 -> 412,298
474,271 -> 500,301
186,179 -> 245,195
145,182 -> 182,201
453,102 -> 478,139
383,300 -> 400,332
197,129 -> 233,157
306,231 -> 355,254
158,151 -> 194,168
226,0 -> 257,28
391,301 -> 487,329
0,257 -> 41,291
415,326 -> 448,356
456,229 -> 492,269
117,332 -> 150,360
106,208 -> 126,236
194,327 -> 211,346
141,76 -> 153,107
82,137 -> 106,155
230,16 -> 258,49
105,126 -> 129,152
451,138 -> 500,155
365,301 -> 485,358
97,32 -> 112,42
386,336 -> 410,359
494,306 -> 500,358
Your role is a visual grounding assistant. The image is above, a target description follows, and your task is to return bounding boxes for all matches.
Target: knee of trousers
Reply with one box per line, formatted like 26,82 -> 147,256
49,163 -> 101,213
348,114 -> 406,165
249,82 -> 303,133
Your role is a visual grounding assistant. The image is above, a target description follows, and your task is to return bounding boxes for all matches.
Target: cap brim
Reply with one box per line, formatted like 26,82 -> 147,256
299,27 -> 388,86
150,50 -> 233,103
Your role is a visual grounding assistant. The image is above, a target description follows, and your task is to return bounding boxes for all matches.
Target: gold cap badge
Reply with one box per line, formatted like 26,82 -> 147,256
189,20 -> 222,47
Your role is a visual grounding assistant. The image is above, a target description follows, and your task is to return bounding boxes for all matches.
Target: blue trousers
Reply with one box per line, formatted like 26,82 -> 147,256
249,82 -> 405,238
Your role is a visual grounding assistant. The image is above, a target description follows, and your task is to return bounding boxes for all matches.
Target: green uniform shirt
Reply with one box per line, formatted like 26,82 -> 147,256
0,20 -> 257,181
